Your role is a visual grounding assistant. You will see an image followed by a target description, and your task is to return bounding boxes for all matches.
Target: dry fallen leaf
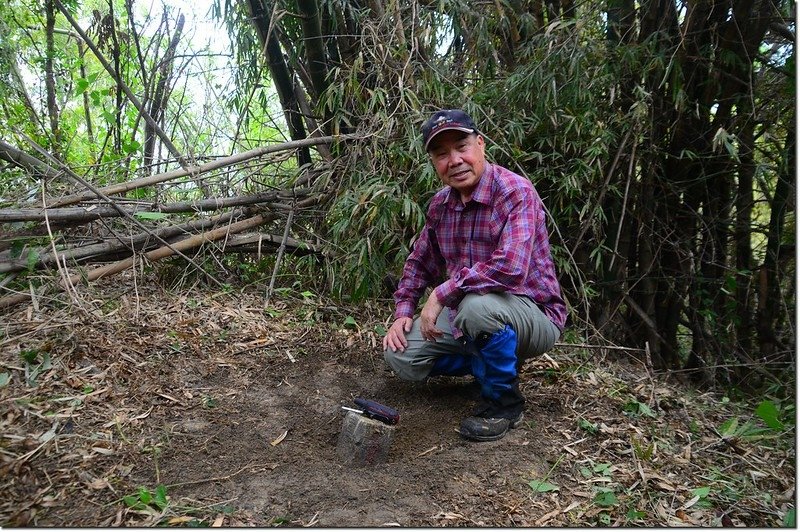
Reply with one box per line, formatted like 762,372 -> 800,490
91,447 -> 115,455
271,430 -> 288,446
86,477 -> 108,490
534,507 -> 562,526
682,495 -> 701,510
211,514 -> 225,527
167,516 -> 195,525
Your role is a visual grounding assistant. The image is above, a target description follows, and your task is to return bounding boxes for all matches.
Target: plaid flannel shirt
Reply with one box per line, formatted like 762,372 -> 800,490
393,163 -> 567,336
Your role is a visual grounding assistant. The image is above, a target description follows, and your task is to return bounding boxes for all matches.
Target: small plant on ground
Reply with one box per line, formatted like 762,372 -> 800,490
123,484 -> 169,515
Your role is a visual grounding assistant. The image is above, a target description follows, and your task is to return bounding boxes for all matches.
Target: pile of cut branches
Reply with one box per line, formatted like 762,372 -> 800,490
0,136 -> 352,310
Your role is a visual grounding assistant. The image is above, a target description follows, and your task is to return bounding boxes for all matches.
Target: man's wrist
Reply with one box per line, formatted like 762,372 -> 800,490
394,301 -> 416,320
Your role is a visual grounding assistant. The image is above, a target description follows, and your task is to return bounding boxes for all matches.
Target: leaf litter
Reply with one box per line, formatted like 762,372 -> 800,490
0,271 -> 795,526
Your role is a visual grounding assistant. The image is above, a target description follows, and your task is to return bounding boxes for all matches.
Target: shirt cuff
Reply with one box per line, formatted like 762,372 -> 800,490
433,279 -> 464,308
395,301 -> 416,320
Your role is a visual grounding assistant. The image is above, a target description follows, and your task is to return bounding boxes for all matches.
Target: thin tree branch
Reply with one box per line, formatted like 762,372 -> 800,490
47,135 -> 354,207
54,0 -> 189,168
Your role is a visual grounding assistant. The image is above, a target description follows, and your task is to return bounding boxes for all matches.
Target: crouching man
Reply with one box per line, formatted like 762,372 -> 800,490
382,109 -> 567,442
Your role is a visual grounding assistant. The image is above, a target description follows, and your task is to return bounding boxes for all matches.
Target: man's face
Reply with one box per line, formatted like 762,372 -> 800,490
427,130 -> 486,202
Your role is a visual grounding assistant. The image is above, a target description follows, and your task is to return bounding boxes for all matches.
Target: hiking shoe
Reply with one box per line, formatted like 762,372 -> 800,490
458,410 -> 524,442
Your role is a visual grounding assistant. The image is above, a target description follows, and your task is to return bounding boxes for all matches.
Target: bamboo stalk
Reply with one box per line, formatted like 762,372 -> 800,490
18,133 -> 223,287
47,136 -> 350,207
0,213 -> 272,309
0,190 -> 290,223
0,209 -> 243,274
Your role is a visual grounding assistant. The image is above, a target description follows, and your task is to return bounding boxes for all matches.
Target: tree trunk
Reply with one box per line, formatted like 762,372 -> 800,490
296,0 -> 329,100
44,0 -> 62,159
107,0 -> 123,154
243,0 -> 312,167
734,116 -> 755,359
77,41 -> 96,151
757,108 -> 795,361
144,14 -> 184,172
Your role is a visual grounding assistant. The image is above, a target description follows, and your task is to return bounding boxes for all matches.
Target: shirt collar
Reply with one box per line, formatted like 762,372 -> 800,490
445,162 -> 494,208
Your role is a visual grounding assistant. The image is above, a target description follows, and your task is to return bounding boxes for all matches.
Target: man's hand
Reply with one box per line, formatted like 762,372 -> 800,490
420,293 -> 444,342
383,317 -> 413,352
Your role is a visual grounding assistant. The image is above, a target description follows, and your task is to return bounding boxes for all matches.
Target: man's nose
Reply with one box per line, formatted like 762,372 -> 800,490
447,151 -> 463,166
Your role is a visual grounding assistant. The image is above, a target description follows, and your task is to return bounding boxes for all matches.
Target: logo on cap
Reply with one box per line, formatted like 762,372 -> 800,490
422,109 -> 478,150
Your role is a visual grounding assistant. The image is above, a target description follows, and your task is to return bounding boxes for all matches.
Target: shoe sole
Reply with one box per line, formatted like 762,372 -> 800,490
459,414 -> 524,442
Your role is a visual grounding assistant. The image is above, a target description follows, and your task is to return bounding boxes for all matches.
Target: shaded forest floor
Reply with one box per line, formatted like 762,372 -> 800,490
0,272 -> 795,527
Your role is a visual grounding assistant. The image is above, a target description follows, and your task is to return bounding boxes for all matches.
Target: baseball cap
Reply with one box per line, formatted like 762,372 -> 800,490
421,109 -> 478,151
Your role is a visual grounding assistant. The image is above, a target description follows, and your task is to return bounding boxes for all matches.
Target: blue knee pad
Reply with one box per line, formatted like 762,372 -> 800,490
428,354 -> 472,377
471,325 -> 518,400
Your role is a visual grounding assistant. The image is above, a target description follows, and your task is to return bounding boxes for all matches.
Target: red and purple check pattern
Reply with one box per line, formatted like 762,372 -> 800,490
394,163 -> 567,333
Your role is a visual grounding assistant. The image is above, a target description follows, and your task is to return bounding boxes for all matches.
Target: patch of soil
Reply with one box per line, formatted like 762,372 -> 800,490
0,275 -> 795,526
136,349 -> 551,527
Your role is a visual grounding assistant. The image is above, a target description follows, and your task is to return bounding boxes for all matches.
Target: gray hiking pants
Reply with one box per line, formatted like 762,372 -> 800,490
384,292 -> 561,381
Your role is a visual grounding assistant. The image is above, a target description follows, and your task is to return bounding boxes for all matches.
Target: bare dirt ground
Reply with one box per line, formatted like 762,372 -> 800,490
0,273 -> 795,527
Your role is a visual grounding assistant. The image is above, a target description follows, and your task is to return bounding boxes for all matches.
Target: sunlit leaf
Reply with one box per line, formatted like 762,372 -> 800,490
755,400 -> 784,430
529,479 -> 559,492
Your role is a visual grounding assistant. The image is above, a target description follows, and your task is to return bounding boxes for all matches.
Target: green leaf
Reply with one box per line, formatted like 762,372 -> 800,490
300,290 -> 315,298
691,486 -> 711,498
19,349 -> 39,364
75,78 -> 90,96
593,462 -> 612,475
594,490 -> 618,507
343,316 -> 358,328
718,417 -> 739,438
0,372 -> 10,387
133,211 -> 169,221
598,512 -> 611,525
202,396 -> 217,408
123,495 -> 139,508
154,484 -> 168,509
637,402 -> 656,417
138,487 -> 152,505
26,249 -> 40,271
755,400 -> 784,430
579,418 -> 598,434
122,139 -> 141,154
784,508 -> 796,527
626,508 -> 646,520
374,324 -> 387,336
529,479 -> 559,492
623,400 -> 656,418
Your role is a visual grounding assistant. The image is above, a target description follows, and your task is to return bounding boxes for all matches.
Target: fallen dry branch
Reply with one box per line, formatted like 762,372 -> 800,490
222,232 -> 320,255
0,138 -> 61,181
0,190 -> 293,223
0,209 -> 244,274
16,133 -> 224,287
0,212 -> 273,309
46,136 -> 351,208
